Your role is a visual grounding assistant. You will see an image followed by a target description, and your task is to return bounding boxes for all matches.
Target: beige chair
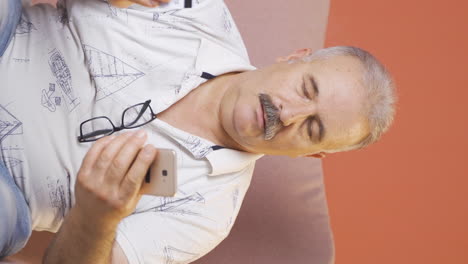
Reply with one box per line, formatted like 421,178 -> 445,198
10,1 -> 333,263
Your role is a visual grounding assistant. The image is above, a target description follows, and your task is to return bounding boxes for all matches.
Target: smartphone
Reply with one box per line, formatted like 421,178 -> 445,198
141,148 -> 177,197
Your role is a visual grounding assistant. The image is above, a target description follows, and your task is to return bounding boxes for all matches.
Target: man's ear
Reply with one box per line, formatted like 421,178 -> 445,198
275,48 -> 313,63
304,152 -> 326,159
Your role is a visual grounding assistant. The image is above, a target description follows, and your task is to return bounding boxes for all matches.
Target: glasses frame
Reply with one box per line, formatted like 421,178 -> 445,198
78,100 -> 156,143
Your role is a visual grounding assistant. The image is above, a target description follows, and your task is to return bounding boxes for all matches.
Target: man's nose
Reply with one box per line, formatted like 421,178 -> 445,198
279,102 -> 317,127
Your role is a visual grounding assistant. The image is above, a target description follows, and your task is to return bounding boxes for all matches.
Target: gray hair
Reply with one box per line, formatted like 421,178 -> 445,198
299,46 -> 397,153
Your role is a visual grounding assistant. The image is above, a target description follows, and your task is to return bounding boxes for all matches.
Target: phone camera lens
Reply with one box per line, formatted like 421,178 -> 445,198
162,170 -> 168,176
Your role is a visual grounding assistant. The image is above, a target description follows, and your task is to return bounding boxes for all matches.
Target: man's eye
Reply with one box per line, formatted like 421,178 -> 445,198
302,81 -> 311,100
306,117 -> 313,139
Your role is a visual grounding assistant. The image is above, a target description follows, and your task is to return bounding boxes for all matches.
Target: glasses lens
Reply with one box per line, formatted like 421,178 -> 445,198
81,117 -> 114,141
123,103 -> 154,128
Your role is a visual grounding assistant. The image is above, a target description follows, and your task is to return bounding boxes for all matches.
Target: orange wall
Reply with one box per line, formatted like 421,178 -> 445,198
323,1 -> 468,263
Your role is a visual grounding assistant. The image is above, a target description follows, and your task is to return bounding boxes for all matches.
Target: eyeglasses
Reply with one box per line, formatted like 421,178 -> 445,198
78,100 -> 156,143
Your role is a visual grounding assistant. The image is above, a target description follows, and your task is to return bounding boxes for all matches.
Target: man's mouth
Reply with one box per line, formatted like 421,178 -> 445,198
259,97 -> 266,135
259,93 -> 281,140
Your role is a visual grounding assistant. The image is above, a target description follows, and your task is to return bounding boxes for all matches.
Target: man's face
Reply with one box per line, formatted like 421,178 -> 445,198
219,55 -> 369,157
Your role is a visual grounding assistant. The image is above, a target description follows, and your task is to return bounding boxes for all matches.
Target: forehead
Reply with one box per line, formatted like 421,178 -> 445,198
309,56 -> 368,149
309,55 -> 363,79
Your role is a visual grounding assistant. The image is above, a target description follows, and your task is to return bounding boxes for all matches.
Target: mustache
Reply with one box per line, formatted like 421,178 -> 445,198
259,93 -> 282,140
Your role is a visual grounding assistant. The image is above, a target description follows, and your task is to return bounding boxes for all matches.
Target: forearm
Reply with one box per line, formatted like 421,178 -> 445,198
43,207 -> 119,264
42,132 -> 155,263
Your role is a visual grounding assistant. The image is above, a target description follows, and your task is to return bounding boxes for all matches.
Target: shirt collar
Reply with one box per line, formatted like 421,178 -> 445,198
205,148 -> 264,176
153,118 -> 264,176
194,38 -> 256,75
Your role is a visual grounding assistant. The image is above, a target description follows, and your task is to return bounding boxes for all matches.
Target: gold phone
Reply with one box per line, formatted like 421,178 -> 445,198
141,148 -> 177,197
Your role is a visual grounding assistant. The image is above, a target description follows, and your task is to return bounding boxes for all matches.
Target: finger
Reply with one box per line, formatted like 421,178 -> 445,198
108,0 -> 132,8
106,130 -> 148,185
31,0 -> 58,8
129,0 -> 160,8
78,135 -> 116,179
92,131 -> 136,182
120,145 -> 157,200
109,0 -> 158,8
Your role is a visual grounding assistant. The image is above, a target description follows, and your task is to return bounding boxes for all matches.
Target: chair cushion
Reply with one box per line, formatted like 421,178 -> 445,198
194,156 -> 335,264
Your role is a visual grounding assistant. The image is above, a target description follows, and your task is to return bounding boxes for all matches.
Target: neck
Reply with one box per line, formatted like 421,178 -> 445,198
195,72 -> 248,151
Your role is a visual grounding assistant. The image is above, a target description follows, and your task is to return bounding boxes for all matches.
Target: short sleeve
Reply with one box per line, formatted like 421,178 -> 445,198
115,166 -> 254,264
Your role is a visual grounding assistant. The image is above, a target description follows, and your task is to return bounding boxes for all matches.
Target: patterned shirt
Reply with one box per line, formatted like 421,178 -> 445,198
0,0 -> 263,262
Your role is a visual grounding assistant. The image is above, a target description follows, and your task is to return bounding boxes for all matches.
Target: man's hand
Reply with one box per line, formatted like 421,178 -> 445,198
43,131 -> 157,264
74,130 -> 157,227
109,0 -> 171,8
